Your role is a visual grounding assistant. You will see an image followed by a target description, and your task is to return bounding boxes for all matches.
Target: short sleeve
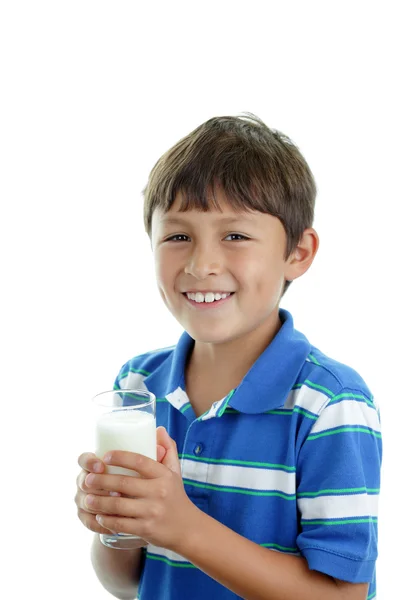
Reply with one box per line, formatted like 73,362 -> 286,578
113,357 -> 151,391
296,388 -> 382,583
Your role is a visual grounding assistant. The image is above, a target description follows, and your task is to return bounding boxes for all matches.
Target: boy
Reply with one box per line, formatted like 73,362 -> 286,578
75,114 -> 381,600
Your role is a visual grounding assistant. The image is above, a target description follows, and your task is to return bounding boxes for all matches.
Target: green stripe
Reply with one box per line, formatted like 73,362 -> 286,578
268,407 -> 318,420
146,553 -> 196,568
181,403 -> 192,413
307,426 -> 381,441
218,389 -> 235,416
367,592 -> 376,600
120,367 -> 150,377
179,453 -> 296,472
302,517 -> 378,526
183,479 -> 296,499
156,397 -> 168,402
294,407 -> 318,420
298,487 -> 380,498
225,408 -> 239,414
294,381 -> 375,410
303,379 -> 335,397
308,353 -> 321,365
329,391 -> 375,408
260,542 -> 298,553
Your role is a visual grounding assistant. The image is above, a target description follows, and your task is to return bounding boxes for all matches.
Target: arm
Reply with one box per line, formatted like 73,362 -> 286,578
91,534 -> 143,600
173,507 -> 369,600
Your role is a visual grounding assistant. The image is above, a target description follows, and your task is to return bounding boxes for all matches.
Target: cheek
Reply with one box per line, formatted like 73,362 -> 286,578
242,251 -> 284,293
154,251 -> 176,290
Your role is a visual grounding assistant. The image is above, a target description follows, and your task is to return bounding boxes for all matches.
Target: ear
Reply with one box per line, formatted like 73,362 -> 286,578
284,228 -> 319,282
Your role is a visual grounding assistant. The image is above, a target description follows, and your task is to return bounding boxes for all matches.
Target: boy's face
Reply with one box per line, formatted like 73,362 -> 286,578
151,188 -> 305,346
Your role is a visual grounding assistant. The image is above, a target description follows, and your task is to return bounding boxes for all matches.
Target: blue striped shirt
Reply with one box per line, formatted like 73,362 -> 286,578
115,308 -> 381,599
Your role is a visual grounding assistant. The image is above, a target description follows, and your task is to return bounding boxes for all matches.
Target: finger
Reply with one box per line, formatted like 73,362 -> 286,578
157,444 -> 167,463
103,451 -> 165,479
85,493 -> 143,518
96,514 -> 142,537
77,471 -> 120,496
78,452 -> 105,474
75,489 -> 120,515
77,507 -> 117,535
84,472 -> 150,497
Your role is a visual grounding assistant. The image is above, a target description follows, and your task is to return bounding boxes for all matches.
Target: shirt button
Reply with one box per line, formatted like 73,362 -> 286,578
194,443 -> 203,456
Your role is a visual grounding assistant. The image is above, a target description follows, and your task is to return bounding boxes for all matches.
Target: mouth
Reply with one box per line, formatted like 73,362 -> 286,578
182,291 -> 234,306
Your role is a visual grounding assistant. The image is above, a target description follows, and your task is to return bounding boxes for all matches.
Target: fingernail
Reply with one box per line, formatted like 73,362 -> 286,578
103,453 -> 112,463
86,473 -> 95,485
96,514 -> 103,524
85,495 -> 94,507
93,462 -> 102,473
109,491 -> 120,497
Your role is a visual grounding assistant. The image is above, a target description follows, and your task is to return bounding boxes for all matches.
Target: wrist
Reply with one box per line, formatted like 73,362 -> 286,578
170,503 -> 211,558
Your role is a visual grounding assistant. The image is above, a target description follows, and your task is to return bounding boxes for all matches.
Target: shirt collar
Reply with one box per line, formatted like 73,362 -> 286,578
144,329 -> 193,400
228,309 -> 311,414
145,309 -> 311,414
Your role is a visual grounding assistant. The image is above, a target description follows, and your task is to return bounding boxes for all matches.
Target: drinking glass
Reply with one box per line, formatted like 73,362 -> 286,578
92,389 -> 156,549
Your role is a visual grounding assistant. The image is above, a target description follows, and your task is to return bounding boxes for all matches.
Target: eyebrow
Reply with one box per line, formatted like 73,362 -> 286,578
160,215 -> 256,226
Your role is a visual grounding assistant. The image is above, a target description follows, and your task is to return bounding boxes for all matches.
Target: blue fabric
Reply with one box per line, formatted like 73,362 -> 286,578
115,309 -> 381,600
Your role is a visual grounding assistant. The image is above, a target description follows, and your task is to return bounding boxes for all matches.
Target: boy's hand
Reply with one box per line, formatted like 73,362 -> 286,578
75,432 -> 168,539
75,452 -> 124,535
85,427 -> 197,550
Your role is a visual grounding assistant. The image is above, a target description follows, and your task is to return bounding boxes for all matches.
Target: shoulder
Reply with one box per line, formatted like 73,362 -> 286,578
299,344 -> 376,410
114,344 -> 176,390
287,341 -> 380,434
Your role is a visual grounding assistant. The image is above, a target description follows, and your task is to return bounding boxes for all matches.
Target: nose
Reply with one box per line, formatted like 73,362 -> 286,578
184,242 -> 222,279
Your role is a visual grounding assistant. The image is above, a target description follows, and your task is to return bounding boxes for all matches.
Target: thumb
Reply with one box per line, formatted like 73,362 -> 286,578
156,426 -> 181,475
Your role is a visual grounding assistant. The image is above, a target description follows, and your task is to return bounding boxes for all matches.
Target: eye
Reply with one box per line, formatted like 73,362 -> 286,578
165,234 -> 190,242
224,233 -> 250,241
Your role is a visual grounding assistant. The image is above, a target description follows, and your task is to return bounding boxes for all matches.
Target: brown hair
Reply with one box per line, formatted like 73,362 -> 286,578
143,113 -> 316,296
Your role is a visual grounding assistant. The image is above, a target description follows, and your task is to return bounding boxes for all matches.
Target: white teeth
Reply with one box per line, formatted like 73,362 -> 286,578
186,292 -> 231,303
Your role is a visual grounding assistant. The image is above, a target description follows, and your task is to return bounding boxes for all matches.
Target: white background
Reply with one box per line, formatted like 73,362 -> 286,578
1,1 -> 398,598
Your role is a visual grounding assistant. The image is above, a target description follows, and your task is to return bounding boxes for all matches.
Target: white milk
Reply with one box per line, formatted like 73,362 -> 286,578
95,409 -> 156,476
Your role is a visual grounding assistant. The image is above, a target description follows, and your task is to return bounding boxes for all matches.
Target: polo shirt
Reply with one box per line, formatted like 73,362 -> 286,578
114,308 -> 382,600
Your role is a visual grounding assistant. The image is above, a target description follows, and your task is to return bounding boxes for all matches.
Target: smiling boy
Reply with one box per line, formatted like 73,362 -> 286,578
75,114 -> 381,600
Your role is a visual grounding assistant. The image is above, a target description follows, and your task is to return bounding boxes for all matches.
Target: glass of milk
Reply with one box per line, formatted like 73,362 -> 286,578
92,388 -> 156,550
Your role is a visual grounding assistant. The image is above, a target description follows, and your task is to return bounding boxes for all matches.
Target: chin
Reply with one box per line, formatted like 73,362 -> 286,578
185,325 -> 239,345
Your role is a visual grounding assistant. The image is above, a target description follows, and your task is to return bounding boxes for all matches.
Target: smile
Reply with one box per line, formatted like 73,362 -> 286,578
182,292 -> 234,309
185,291 -> 232,303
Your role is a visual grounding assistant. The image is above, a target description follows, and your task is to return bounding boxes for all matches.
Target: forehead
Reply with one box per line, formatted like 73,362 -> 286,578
154,188 -> 256,223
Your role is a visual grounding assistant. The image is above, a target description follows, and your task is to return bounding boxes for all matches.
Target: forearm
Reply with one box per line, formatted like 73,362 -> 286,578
174,508 -> 347,600
91,534 -> 143,600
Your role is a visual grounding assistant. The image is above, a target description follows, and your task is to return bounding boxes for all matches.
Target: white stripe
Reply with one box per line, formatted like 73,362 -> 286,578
310,400 -> 381,434
298,493 -> 379,520
146,544 -> 190,564
119,372 -> 148,390
181,459 -> 296,495
201,398 -> 225,420
166,387 -> 190,410
284,387 -> 329,415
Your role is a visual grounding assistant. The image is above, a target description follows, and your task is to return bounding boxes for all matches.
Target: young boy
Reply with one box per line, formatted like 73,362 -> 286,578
75,114 -> 381,600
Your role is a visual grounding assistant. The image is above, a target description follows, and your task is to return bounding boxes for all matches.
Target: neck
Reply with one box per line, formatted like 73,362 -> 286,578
188,309 -> 282,388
